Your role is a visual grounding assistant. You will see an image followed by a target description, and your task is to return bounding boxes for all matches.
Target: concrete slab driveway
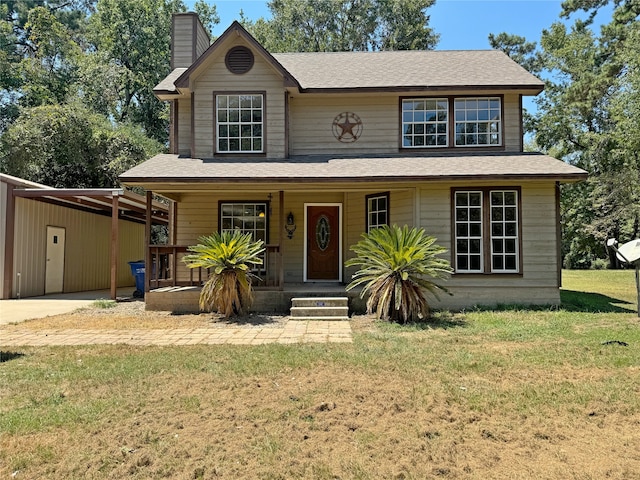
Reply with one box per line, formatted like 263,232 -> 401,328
0,289 -> 133,326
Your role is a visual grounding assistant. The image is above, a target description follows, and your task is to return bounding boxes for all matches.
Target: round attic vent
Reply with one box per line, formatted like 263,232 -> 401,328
225,46 -> 254,74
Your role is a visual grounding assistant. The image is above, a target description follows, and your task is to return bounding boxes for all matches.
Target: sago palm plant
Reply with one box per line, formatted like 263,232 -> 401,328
183,231 -> 265,318
345,224 -> 452,323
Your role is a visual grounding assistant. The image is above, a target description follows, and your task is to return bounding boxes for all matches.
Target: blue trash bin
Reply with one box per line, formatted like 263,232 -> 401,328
128,261 -> 146,298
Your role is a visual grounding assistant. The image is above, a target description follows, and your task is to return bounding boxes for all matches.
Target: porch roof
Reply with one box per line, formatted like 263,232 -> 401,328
120,152 -> 587,185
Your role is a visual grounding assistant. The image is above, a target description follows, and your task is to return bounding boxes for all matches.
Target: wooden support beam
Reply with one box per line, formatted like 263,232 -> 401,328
145,191 -> 153,294
3,183 -> 15,299
279,190 -> 284,290
110,194 -> 119,300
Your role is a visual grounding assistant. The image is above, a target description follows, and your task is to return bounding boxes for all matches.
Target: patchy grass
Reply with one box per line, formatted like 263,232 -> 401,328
92,299 -> 118,309
1,270 -> 639,479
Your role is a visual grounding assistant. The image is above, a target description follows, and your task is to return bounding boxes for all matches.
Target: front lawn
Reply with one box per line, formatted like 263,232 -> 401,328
1,270 -> 638,479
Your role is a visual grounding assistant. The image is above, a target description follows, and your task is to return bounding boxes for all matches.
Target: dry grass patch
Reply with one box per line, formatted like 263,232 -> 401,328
1,270 -> 639,479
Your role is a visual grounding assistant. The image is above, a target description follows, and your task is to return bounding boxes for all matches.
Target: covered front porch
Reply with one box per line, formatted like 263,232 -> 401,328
138,181 -> 412,313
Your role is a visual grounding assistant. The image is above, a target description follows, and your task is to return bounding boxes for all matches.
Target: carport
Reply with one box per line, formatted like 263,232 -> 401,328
1,174 -> 170,300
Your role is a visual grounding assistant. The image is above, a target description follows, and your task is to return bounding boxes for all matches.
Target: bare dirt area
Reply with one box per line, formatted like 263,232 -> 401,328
3,300 -> 288,330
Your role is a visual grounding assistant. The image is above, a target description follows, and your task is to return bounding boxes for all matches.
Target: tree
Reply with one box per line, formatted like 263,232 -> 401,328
345,225 -> 452,323
490,0 -> 640,268
242,0 -> 439,52
0,0 -> 220,189
183,231 -> 265,317
0,103 -> 162,187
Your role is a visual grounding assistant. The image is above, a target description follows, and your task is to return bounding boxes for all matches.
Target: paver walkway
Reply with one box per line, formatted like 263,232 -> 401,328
0,320 -> 352,346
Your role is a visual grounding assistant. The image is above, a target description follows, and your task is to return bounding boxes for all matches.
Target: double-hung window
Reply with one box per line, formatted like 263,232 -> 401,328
219,202 -> 268,272
216,94 -> 263,153
220,202 -> 267,242
366,192 -> 390,232
402,98 -> 448,148
454,97 -> 501,146
453,188 -> 519,274
401,96 -> 502,149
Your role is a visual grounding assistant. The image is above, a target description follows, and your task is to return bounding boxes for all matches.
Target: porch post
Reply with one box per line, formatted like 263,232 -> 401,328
110,192 -> 119,300
279,190 -> 284,290
3,183 -> 15,299
145,190 -> 152,294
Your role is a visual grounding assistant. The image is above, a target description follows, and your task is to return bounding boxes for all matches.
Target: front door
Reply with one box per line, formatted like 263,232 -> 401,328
45,226 -> 66,294
306,205 -> 341,281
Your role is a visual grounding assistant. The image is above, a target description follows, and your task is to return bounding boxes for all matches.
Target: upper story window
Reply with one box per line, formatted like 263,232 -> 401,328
454,97 -> 501,147
402,98 -> 448,148
216,94 -> 263,153
401,96 -> 503,149
366,192 -> 390,232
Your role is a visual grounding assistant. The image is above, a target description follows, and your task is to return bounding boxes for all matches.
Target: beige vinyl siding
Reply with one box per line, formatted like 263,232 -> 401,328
177,97 -> 192,156
290,92 -> 523,155
503,93 -> 521,151
191,39 -> 286,158
290,95 -> 397,155
175,192 -> 284,282
390,189 -> 414,227
10,198 -> 143,298
172,15 -> 197,68
417,181 -> 560,308
195,19 -> 210,58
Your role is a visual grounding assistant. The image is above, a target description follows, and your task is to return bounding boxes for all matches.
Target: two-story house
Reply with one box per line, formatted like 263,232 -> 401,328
120,13 -> 587,313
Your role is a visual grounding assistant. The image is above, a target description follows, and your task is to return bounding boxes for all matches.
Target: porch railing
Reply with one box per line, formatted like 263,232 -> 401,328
147,244 -> 282,290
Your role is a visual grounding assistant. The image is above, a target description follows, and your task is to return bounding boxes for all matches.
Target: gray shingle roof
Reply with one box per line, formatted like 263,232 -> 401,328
272,50 -> 543,90
155,50 -> 543,93
154,67 -> 187,93
120,153 -> 586,183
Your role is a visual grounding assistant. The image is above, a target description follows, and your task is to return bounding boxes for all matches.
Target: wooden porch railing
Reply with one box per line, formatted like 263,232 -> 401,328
146,244 -> 282,290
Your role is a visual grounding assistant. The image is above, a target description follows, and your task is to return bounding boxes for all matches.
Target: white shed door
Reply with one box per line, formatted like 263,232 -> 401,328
45,226 -> 66,294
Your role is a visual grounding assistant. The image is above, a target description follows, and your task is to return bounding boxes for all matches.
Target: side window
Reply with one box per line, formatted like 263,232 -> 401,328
453,188 -> 519,273
366,192 -> 390,232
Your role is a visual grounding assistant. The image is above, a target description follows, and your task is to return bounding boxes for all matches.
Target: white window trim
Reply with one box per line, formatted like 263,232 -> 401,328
215,93 -> 264,154
454,97 -> 502,148
401,98 -> 449,149
366,192 -> 390,232
453,188 -> 520,274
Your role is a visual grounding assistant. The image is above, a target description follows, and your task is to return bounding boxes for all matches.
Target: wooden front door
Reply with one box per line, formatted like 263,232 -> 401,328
306,205 -> 340,281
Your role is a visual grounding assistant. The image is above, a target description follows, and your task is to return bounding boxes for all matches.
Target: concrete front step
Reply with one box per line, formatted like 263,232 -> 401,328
291,297 -> 348,308
291,316 -> 350,321
290,297 -> 350,321
290,306 -> 349,317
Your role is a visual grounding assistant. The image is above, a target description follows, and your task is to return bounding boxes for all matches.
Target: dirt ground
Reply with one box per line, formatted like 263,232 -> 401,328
2,302 -> 639,479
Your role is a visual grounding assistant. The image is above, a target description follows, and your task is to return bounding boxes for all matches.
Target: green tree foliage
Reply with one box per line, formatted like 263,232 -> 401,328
0,0 -> 218,187
183,231 -> 265,317
0,103 -> 161,187
345,225 -> 452,323
490,0 -> 640,268
242,0 -> 439,52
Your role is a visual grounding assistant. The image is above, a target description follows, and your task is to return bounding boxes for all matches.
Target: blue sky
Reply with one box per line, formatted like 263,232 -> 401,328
205,0 -> 613,50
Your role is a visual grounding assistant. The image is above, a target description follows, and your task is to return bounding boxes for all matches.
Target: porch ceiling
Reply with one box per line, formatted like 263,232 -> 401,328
12,188 -> 169,225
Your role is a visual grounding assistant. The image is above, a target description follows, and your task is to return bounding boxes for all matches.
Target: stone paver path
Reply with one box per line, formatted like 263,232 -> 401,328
0,320 -> 352,347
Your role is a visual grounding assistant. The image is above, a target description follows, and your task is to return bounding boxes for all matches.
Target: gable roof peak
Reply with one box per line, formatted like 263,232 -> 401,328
173,19 -> 300,90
